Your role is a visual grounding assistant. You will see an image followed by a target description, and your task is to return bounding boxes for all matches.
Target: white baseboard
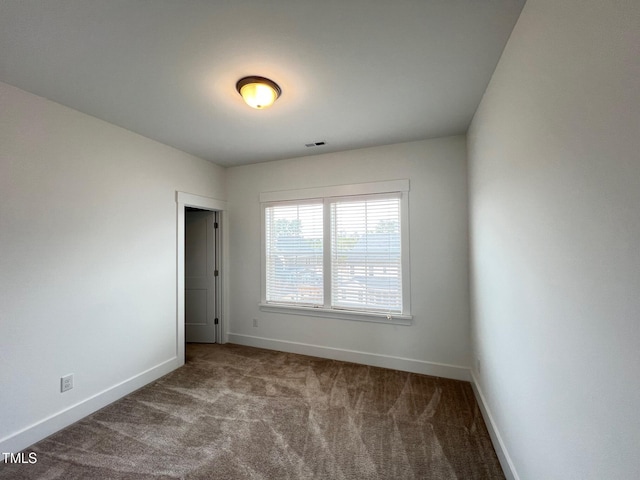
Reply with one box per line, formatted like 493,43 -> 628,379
0,356 -> 182,454
470,371 -> 520,480
227,333 -> 471,381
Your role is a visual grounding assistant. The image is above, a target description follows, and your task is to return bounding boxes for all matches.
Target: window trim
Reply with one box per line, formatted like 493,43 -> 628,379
260,180 -> 412,325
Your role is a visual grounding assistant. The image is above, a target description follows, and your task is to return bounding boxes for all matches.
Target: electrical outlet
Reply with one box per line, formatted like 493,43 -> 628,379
61,374 -> 74,393
253,318 -> 258,327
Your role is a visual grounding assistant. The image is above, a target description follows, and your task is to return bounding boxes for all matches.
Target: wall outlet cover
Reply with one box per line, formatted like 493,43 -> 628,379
61,374 -> 74,393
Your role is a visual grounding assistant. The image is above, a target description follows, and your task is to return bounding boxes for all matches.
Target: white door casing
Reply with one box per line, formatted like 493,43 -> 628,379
176,191 -> 228,364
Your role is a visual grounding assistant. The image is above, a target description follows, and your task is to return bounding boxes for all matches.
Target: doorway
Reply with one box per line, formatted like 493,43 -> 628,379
176,191 -> 227,365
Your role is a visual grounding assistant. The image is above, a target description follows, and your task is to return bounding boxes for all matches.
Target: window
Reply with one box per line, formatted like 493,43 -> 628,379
265,202 -> 324,306
261,180 -> 411,324
331,195 -> 402,313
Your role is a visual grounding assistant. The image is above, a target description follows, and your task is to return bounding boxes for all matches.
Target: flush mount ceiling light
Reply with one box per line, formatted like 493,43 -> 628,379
236,76 -> 281,109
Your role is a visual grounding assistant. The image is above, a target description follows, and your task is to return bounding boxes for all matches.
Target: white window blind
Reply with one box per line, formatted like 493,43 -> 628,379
265,202 -> 323,306
330,195 -> 402,313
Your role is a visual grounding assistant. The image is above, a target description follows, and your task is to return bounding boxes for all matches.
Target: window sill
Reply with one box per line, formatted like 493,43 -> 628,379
258,303 -> 413,325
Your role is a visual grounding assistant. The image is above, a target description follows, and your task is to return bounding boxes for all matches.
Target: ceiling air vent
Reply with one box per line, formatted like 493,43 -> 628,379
305,141 -> 326,148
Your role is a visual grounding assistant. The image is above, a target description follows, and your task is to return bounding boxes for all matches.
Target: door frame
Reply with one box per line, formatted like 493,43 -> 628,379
176,191 -> 228,365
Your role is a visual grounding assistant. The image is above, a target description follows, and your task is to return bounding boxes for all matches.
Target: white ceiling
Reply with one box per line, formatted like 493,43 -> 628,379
0,0 -> 525,167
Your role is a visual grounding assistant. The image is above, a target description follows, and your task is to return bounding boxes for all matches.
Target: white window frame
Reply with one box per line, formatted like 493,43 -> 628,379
260,180 -> 412,325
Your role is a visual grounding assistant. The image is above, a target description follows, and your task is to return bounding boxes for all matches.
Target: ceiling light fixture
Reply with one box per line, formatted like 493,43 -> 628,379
236,76 -> 281,109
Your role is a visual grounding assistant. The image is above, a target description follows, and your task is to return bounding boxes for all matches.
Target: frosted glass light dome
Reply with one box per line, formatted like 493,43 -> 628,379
236,76 -> 281,109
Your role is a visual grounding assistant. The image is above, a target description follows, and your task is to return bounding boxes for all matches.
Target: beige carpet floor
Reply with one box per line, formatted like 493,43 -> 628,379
1,343 -> 505,479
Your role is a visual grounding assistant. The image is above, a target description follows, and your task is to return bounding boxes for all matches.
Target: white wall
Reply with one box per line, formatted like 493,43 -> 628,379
0,82 -> 226,452
226,137 -> 471,378
468,1 -> 640,479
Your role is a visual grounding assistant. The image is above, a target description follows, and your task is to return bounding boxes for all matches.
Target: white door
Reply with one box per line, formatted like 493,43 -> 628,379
185,209 -> 217,343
